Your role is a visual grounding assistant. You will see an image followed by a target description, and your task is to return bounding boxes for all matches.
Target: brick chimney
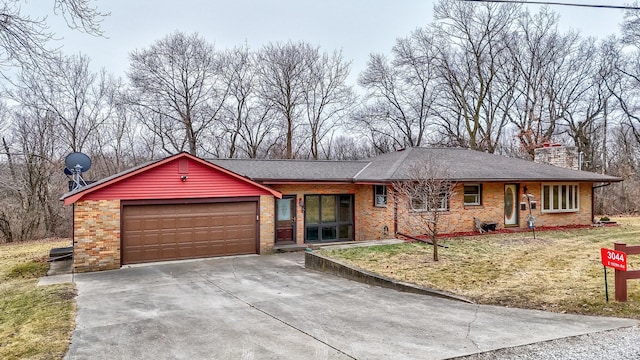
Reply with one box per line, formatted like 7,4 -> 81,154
533,144 -> 579,170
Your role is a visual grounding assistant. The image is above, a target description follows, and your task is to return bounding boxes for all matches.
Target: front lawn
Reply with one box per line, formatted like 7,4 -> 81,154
0,239 -> 76,359
321,217 -> 640,319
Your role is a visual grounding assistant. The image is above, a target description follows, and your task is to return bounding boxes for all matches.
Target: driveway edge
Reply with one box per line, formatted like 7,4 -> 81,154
305,251 -> 473,303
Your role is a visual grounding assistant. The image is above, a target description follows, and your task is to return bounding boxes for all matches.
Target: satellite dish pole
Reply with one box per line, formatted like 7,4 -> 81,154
64,152 -> 92,191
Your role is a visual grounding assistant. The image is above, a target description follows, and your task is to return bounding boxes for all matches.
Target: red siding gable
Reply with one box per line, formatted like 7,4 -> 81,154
80,157 -> 276,202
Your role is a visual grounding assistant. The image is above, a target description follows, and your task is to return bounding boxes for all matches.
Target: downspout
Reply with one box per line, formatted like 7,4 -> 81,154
393,188 -> 398,235
592,182 -> 612,222
72,203 -> 75,255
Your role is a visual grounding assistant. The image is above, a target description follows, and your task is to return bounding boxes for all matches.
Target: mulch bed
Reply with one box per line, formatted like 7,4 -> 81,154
405,223 -> 612,241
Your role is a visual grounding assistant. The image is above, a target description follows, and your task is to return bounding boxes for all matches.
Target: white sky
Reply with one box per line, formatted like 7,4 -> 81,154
26,0 -> 629,84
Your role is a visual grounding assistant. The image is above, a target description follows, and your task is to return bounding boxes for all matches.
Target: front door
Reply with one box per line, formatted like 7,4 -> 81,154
504,184 -> 518,226
276,195 -> 296,244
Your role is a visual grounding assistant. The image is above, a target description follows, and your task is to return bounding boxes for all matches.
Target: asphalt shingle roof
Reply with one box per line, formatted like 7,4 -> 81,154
62,148 -> 622,202
208,159 -> 369,182
356,147 -> 622,182
211,148 -> 622,183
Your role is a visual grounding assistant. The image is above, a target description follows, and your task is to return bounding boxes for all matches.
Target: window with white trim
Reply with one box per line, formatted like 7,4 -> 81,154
374,185 -> 387,207
541,183 -> 579,212
410,190 -> 449,212
463,184 -> 482,205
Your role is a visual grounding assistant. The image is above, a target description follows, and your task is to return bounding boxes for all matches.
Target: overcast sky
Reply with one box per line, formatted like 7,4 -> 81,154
27,0 -> 629,84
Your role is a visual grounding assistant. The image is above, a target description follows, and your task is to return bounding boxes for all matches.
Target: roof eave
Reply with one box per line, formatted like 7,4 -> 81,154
261,179 -> 356,185
356,177 -> 623,183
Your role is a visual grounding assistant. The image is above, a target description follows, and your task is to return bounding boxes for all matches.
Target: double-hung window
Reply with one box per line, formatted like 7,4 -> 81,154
541,183 -> 579,212
374,185 -> 387,207
410,187 -> 449,212
463,184 -> 482,206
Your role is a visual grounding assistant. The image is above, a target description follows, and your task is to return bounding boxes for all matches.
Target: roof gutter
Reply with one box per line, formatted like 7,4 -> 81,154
593,182 -> 612,189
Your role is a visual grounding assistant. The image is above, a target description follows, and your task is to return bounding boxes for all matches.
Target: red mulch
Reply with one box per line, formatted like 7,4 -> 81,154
404,223 -> 616,241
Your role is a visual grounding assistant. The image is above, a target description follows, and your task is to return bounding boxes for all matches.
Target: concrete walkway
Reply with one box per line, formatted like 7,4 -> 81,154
65,253 -> 637,360
37,259 -> 73,286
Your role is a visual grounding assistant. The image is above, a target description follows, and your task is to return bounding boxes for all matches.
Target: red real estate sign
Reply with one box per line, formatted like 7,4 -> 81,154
601,248 -> 627,271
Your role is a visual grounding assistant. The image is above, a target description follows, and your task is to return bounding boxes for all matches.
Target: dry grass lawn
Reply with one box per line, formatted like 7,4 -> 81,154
321,217 -> 640,319
0,238 -> 76,360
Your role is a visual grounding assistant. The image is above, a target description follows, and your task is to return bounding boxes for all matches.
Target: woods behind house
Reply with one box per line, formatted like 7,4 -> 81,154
2,0 -> 640,242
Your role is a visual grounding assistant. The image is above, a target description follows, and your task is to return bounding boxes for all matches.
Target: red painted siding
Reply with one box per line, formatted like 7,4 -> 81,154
83,158 -> 273,201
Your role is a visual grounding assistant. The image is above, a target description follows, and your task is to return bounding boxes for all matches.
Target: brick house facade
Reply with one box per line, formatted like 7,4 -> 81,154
270,183 -> 395,244
395,182 -> 593,236
62,148 -> 620,272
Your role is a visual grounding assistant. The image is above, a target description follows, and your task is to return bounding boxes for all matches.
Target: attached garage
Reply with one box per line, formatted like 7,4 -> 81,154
61,153 -> 281,272
122,200 -> 258,264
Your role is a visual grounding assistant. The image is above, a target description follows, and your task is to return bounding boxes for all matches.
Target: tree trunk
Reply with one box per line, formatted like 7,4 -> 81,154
286,113 -> 293,159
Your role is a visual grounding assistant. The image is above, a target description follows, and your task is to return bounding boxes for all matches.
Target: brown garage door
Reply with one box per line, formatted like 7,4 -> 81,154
122,201 -> 257,264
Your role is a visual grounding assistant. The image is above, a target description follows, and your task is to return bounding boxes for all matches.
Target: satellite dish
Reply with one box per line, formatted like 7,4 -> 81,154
64,152 -> 91,191
65,152 -> 91,173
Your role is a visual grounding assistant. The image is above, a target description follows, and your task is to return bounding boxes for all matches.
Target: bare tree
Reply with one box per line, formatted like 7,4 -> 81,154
622,2 -> 640,46
0,0 -> 106,75
357,28 -> 438,151
256,41 -> 311,159
13,53 -> 115,152
610,9 -> 640,148
599,124 -> 640,215
127,31 -> 229,156
559,39 -> 617,171
220,45 -> 252,158
393,159 -> 455,261
432,0 -> 521,153
508,8 -> 566,158
220,45 -> 279,158
0,108 -> 68,242
257,41 -> 352,159
303,49 -> 354,159
322,134 -> 375,160
89,83 -> 156,176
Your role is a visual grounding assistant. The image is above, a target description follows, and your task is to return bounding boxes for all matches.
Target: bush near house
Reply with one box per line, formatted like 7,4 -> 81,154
0,239 -> 75,360
322,217 -> 640,319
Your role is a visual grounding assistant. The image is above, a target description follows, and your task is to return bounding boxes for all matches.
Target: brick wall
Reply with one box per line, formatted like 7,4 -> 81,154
270,184 -> 395,244
71,182 -> 593,270
396,182 -> 593,235
259,195 -> 275,253
525,182 -> 592,227
73,199 -> 121,272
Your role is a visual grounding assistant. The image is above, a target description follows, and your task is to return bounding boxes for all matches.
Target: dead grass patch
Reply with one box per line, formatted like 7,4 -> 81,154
322,217 -> 640,319
0,238 -> 75,360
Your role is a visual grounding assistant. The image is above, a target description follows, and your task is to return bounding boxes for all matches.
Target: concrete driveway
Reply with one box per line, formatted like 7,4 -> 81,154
65,253 -> 636,360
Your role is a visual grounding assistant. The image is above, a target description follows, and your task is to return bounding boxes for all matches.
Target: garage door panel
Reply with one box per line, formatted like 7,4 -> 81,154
160,218 -> 177,230
193,231 -> 210,242
160,232 -> 176,245
122,202 -> 257,264
227,241 -> 254,254
193,217 -> 211,227
126,233 -> 143,246
144,218 -> 161,228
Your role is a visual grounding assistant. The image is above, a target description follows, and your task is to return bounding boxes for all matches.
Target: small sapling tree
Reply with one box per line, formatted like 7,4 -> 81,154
393,158 -> 455,261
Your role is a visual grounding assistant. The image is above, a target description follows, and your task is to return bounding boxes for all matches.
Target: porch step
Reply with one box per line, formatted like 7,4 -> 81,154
274,244 -> 314,253
49,247 -> 73,262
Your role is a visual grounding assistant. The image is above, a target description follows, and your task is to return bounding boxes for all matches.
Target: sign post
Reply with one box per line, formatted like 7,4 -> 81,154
601,247 -> 627,302
603,265 -> 609,302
